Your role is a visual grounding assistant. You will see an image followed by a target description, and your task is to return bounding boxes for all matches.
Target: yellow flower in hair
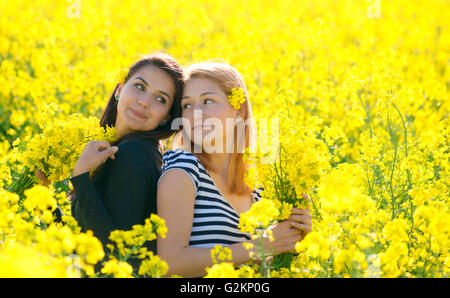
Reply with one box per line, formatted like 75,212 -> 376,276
227,87 -> 246,110
117,68 -> 129,84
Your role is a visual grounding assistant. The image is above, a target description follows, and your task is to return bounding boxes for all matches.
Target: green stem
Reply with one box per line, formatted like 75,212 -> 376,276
258,231 -> 269,278
365,163 -> 374,198
309,193 -> 322,221
358,93 -> 373,138
392,103 -> 408,157
386,104 -> 398,220
389,144 -> 398,220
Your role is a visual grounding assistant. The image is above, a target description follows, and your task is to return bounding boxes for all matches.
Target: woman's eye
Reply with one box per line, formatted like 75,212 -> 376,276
183,103 -> 192,109
135,83 -> 144,91
204,99 -> 214,104
156,96 -> 166,104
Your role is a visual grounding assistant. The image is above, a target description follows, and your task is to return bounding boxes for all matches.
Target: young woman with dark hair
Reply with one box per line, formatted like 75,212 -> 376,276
63,53 -> 184,268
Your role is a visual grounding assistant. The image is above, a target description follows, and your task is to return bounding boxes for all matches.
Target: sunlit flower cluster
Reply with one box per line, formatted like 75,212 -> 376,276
0,186 -> 105,277
11,103 -> 116,184
227,87 -> 247,110
103,214 -> 168,278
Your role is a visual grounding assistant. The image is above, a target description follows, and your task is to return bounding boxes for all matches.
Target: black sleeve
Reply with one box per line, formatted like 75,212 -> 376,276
70,140 -> 158,247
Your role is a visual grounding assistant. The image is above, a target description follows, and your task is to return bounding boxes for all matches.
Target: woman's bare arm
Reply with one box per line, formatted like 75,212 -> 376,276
157,169 -> 254,277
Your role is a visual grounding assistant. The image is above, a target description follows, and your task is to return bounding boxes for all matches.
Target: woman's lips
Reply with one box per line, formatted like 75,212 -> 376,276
129,108 -> 146,119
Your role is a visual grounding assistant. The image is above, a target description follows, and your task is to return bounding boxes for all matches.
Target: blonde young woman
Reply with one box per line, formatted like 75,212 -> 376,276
157,62 -> 312,277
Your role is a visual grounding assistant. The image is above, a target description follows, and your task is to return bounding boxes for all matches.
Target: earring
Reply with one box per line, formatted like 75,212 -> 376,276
235,112 -> 241,122
115,95 -> 119,100
160,120 -> 166,126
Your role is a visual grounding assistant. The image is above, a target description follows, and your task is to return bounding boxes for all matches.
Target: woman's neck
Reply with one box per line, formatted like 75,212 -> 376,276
115,124 -> 130,140
204,152 -> 231,179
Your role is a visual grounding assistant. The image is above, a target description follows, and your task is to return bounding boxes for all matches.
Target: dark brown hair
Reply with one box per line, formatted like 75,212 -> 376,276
101,53 -> 184,146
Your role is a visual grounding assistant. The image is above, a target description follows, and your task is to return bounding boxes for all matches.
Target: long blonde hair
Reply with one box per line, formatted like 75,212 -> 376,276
176,61 -> 255,195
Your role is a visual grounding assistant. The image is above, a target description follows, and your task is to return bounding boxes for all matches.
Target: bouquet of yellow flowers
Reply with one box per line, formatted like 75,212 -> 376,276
244,90 -> 332,270
8,103 -> 116,197
102,214 -> 168,278
252,91 -> 331,213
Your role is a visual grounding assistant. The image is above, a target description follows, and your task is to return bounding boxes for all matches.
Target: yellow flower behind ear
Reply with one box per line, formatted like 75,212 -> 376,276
227,87 -> 246,110
116,67 -> 129,84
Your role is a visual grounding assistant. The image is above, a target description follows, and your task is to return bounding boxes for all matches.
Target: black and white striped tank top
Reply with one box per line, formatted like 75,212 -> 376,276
159,149 -> 264,248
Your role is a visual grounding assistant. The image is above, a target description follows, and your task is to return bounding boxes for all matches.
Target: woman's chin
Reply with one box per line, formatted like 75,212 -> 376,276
190,140 -> 228,153
124,122 -> 158,134
122,117 -> 158,133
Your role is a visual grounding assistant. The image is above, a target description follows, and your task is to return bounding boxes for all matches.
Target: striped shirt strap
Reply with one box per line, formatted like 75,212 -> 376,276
251,184 -> 264,202
159,149 -> 201,192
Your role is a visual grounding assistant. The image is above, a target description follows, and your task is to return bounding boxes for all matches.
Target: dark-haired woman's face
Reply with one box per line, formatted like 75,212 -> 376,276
114,65 -> 175,138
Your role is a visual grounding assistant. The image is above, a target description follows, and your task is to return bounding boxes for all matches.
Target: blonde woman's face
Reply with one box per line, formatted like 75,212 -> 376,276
181,77 -> 240,153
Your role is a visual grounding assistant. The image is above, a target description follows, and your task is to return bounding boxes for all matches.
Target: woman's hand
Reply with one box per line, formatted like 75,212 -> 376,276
73,141 -> 118,177
34,169 -> 51,187
258,193 -> 313,256
288,193 -> 312,237
287,208 -> 312,238
261,221 -> 304,256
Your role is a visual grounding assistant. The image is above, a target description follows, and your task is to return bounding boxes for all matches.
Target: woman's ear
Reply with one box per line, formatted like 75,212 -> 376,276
115,83 -> 124,98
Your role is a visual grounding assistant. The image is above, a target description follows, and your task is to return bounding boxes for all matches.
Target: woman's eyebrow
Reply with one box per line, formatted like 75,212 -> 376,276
201,91 -> 216,96
182,91 -> 216,99
135,76 -> 149,86
135,76 -> 171,99
158,90 -> 171,99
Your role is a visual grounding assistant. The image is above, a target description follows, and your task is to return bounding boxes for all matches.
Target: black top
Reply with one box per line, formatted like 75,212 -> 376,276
70,137 -> 162,267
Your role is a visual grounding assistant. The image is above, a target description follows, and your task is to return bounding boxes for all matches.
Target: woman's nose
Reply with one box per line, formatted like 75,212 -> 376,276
193,108 -> 203,121
137,97 -> 149,109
